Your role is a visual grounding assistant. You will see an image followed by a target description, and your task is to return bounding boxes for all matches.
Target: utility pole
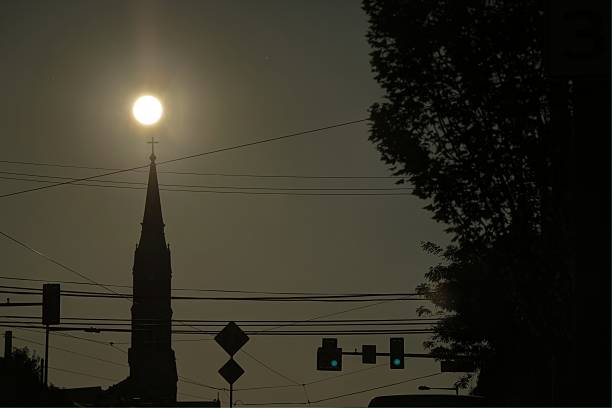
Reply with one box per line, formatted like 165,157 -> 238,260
4,331 -> 12,359
40,358 -> 45,386
42,284 -> 60,388
44,325 -> 49,387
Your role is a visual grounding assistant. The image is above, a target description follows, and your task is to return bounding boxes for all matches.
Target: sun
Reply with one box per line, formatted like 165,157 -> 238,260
132,95 -> 163,125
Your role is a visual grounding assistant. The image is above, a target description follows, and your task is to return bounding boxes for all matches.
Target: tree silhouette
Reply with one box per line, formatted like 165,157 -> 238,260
0,346 -> 70,405
363,0 -> 570,403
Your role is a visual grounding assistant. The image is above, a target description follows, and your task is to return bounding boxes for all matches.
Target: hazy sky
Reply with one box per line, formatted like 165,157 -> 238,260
0,1 -> 462,405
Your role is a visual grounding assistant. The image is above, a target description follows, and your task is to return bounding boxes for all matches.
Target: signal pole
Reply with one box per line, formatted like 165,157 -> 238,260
42,283 -> 60,388
44,325 -> 49,387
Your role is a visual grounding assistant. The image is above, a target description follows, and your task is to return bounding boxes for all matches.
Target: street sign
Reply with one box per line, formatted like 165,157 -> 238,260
215,321 -> 249,356
218,358 -> 245,385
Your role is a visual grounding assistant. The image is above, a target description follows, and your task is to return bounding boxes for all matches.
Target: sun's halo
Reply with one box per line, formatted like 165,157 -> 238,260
132,95 -> 163,125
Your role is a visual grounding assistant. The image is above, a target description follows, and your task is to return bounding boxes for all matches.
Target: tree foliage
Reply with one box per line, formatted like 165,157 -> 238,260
0,346 -> 69,405
363,0 -> 568,402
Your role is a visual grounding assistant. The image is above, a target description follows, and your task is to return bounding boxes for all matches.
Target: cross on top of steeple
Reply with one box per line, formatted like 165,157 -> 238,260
147,137 -> 159,162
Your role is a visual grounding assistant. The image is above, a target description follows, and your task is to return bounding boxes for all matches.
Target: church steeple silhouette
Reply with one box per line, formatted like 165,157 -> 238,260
127,143 -> 178,401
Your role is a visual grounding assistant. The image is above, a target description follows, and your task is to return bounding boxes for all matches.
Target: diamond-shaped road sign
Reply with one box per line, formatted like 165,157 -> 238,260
219,358 -> 245,385
215,321 -> 250,356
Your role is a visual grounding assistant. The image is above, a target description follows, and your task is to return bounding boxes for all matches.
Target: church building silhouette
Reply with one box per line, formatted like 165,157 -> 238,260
103,147 -> 178,402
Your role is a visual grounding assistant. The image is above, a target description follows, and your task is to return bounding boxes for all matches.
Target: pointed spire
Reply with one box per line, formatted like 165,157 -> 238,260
140,146 -> 166,248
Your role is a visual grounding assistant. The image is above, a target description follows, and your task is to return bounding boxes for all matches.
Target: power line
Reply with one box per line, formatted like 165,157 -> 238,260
242,402 -> 307,406
0,160 -> 402,180
13,335 -> 127,368
106,342 -> 227,392
0,315 -> 442,324
0,275 -> 422,297
0,285 -> 426,302
0,226 -> 425,394
253,297 -> 417,335
48,365 -> 120,382
1,324 -> 435,336
0,171 -> 409,191
1,319 -> 437,328
0,232 -> 244,358
304,363 -> 386,386
310,372 -> 444,404
13,327 -> 228,393
13,326 -> 424,401
0,231 -> 128,299
178,391 -> 216,401
239,349 -> 302,386
0,119 -> 368,199
0,229 -> 221,346
0,175 -> 412,196
0,229 -> 434,398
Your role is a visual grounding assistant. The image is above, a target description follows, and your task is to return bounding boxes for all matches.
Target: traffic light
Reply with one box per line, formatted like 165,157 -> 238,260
317,338 -> 342,371
42,284 -> 60,325
389,337 -> 404,369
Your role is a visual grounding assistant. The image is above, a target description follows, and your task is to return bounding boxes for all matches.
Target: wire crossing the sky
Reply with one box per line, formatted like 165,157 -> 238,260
0,160 -> 403,180
0,119 -> 369,199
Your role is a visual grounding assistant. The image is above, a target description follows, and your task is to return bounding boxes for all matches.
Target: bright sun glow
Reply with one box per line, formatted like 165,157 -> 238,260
132,95 -> 163,125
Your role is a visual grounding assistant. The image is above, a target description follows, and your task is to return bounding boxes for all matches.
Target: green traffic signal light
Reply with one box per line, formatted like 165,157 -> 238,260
317,341 -> 342,371
390,337 -> 404,369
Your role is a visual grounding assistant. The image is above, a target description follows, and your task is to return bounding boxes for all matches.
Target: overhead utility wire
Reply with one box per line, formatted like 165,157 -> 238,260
0,230 -> 305,388
0,175 -> 411,196
13,335 -> 126,367
0,159 -> 402,180
49,365 -> 119,382
15,331 -> 311,396
242,373 -> 446,406
14,327 -> 226,392
13,327 -> 389,396
104,342 -> 227,392
0,119 -> 368,199
1,315 -> 441,324
0,171 -> 409,191
0,285 -> 426,302
0,275 -> 419,297
1,321 -> 436,330
252,297 -> 418,335
1,324 -> 435,336
1,320 -> 437,328
0,229 -> 222,340
0,231 -> 127,298
0,228 -> 431,395
310,372 -> 444,404
0,228 -> 428,389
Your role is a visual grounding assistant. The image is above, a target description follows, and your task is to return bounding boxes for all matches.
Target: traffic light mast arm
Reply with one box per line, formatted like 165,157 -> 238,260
0,302 -> 42,307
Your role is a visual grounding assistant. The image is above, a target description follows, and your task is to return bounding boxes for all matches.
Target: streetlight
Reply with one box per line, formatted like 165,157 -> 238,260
418,385 -> 459,395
